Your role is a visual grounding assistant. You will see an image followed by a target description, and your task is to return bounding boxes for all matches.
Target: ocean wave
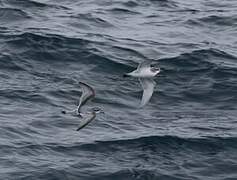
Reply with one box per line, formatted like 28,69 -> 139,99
157,48 -> 237,109
2,32 -> 90,63
66,13 -> 114,29
148,0 -> 178,8
1,32 -> 236,109
0,88 -> 59,108
186,15 -> 237,27
4,32 -> 89,48
1,0 -> 237,179
3,0 -> 69,10
1,134 -> 237,180
0,54 -> 26,71
1,32 -> 132,71
160,48 -> 237,74
5,0 -> 48,8
108,8 -> 140,15
26,135 -> 236,154
94,169 -> 160,180
0,8 -> 31,22
123,0 -> 178,8
3,135 -> 237,159
122,1 -> 139,7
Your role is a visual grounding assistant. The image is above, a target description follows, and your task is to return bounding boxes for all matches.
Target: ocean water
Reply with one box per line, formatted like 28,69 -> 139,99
0,0 -> 237,179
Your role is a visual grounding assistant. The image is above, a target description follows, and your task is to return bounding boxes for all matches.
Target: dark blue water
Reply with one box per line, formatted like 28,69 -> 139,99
1,0 -> 237,179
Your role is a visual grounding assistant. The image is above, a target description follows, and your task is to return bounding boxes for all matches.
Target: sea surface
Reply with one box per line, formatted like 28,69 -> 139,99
0,0 -> 237,179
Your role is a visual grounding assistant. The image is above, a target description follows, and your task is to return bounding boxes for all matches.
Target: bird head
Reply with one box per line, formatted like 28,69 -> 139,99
91,107 -> 104,114
150,65 -> 161,73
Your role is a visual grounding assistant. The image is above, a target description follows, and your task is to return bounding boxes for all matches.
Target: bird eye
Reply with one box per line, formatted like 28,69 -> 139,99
92,107 -> 100,111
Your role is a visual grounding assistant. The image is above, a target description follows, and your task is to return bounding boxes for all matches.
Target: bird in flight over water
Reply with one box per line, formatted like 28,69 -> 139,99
62,82 -> 103,131
123,60 -> 160,107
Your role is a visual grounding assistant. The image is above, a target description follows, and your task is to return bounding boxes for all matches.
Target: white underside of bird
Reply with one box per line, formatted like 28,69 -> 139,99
125,66 -> 158,78
124,60 -> 160,107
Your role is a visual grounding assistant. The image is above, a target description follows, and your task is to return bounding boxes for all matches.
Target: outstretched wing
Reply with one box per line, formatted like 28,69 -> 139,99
137,60 -> 152,72
77,82 -> 95,113
76,111 -> 96,131
139,78 -> 156,107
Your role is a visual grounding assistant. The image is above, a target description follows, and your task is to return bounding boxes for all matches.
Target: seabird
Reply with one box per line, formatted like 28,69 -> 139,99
123,60 -> 160,107
62,82 -> 95,115
62,82 -> 103,131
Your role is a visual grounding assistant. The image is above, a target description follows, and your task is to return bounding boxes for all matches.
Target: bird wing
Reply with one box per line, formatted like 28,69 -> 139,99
76,111 -> 96,131
77,82 -> 95,113
137,60 -> 152,72
139,78 -> 156,107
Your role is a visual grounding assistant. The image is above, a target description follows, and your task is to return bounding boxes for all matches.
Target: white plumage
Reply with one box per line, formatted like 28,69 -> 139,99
124,60 -> 160,107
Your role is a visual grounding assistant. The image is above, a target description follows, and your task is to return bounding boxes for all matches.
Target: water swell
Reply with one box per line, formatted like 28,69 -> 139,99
1,33 -> 90,65
123,0 -> 178,8
159,48 -> 237,84
1,32 -> 133,72
2,135 -> 237,163
186,15 -> 237,27
0,8 -> 31,22
26,135 -> 237,154
108,8 -> 140,15
161,48 -> 237,68
2,0 -> 69,10
1,32 -> 236,109
4,32 -> 89,50
156,48 -> 237,109
0,0 -> 237,179
68,13 -> 114,28
1,135 -> 237,180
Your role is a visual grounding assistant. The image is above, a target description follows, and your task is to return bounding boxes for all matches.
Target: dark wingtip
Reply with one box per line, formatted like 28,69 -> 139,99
78,81 -> 85,85
61,110 -> 66,114
123,74 -> 129,78
76,124 -> 84,131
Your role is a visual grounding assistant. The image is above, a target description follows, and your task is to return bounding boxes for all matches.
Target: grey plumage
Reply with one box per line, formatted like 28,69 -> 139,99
76,111 -> 96,131
77,82 -> 95,114
62,82 -> 102,131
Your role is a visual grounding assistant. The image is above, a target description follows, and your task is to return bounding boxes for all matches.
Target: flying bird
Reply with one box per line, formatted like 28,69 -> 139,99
123,60 -> 160,107
62,82 -> 95,116
62,82 -> 103,131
